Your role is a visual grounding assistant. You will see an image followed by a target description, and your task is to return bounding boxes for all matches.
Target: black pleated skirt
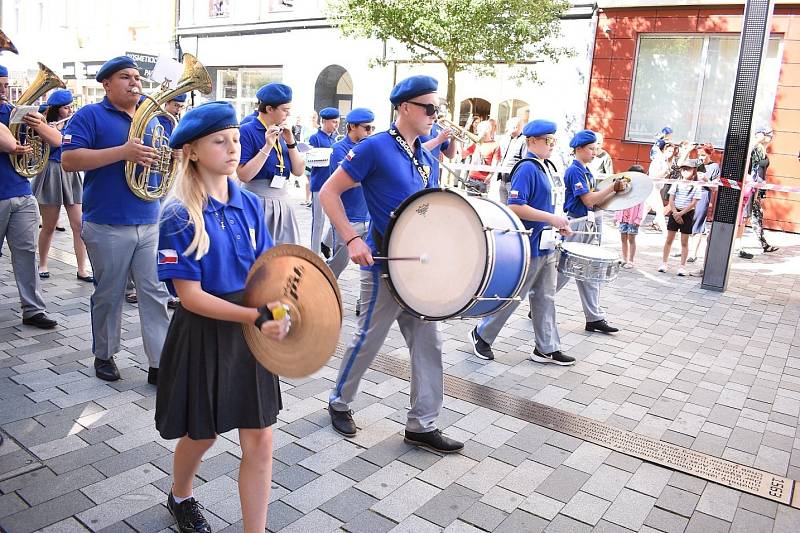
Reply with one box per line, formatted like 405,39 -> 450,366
155,291 -> 282,440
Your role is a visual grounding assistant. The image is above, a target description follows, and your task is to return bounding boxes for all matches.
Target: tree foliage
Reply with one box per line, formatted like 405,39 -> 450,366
326,0 -> 571,116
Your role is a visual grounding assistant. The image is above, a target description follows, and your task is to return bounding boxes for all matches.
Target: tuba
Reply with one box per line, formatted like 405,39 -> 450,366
125,54 -> 212,201
8,63 -> 66,178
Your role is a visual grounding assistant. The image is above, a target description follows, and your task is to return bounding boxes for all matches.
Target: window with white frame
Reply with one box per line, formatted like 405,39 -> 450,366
627,34 -> 782,147
215,67 -> 283,120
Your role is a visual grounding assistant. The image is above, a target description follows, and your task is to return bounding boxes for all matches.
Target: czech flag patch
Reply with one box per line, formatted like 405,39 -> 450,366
345,149 -> 355,161
575,181 -> 584,190
158,249 -> 178,264
62,134 -> 72,144
509,190 -> 519,199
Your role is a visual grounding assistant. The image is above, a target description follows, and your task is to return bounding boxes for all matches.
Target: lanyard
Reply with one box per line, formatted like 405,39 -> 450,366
389,128 -> 430,187
257,116 -> 286,176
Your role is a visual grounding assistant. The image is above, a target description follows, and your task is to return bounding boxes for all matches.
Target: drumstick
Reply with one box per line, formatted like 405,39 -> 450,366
373,254 -> 430,264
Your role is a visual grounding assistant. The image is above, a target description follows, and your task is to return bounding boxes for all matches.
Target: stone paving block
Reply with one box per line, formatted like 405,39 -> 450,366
504,424 -> 554,453
39,517 -> 90,532
737,492 -> 778,519
696,482 -> 741,522
624,462 -> 672,497
122,503 -> 173,532
729,507 -> 774,532
272,464 -> 319,491
773,505 -> 800,532
386,514 -> 443,533
581,464 -> 632,501
357,460 -> 420,498
281,471 -> 354,514
592,519 -> 638,532
44,442 -> 117,475
491,508 -> 548,533
91,441 -> 170,477
603,451 -> 642,474
81,463 -> 165,504
655,484 -> 700,517
560,490 -> 612,526
479,485 -> 524,513
684,511 -> 732,533
532,465 -> 589,503
343,510 -> 397,533
265,500 -> 304,532
414,483 -> 481,528
18,464 -> 105,506
0,491 -> 28,518
442,520 -> 483,532
398,447 -> 441,471
456,456 -> 514,494
196,451 -> 240,482
272,442 -> 314,466
531,443 -> 570,468
74,425 -> 121,446
30,434 -> 88,461
357,433 -> 411,467
193,475 -> 239,506
667,470 -> 706,495
458,500 -> 507,531
518,491 -> 564,520
602,488 -> 655,530
277,509 -> 342,533
489,444 -> 529,467
299,438 -> 363,475
0,490 -> 94,533
319,486 -> 378,522
335,456 -> 381,482
644,507 -> 689,533
561,442 -> 611,474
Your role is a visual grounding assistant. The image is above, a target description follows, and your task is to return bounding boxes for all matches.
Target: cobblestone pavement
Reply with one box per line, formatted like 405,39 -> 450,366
2,184 -> 800,532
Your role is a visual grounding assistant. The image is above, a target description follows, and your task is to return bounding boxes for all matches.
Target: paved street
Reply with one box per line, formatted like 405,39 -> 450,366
2,185 -> 800,532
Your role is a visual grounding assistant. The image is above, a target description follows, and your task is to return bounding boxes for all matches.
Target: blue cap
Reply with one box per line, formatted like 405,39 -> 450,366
171,93 -> 188,103
256,82 -> 292,106
95,55 -> 138,82
169,101 -> 239,149
46,89 -> 73,107
522,120 -> 557,138
661,126 -> 673,135
389,75 -> 438,106
346,107 -> 374,124
569,129 -> 597,149
319,107 -> 339,120
0,65 -> 7,78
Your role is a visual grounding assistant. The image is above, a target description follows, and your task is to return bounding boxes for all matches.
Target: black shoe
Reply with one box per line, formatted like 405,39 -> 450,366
148,367 -> 158,386
167,492 -> 211,533
585,319 -> 619,334
468,327 -> 494,360
329,407 -> 357,437
56,226 -> 66,232
38,271 -> 50,279
404,429 -> 464,454
764,245 -> 779,253
530,348 -> 575,366
320,242 -> 332,259
125,292 -> 138,304
22,313 -> 57,329
94,357 -> 120,382
77,273 -> 94,283
738,250 -> 754,259
168,297 -> 180,310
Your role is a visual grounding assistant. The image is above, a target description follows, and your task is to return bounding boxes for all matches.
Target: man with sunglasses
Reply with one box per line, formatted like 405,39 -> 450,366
320,75 -> 463,454
325,107 -> 374,279
556,129 -> 622,334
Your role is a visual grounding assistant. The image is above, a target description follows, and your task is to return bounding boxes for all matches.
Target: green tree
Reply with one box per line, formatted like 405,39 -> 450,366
326,0 -> 571,119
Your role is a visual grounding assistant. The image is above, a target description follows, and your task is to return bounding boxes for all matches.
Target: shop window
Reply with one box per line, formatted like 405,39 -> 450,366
215,67 -> 283,120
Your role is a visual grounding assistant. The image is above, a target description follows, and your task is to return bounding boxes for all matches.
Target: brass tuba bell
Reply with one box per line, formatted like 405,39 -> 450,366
8,63 -> 66,178
125,54 -> 212,201
0,28 -> 19,54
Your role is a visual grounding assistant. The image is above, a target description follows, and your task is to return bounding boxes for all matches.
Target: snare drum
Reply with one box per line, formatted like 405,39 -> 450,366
557,242 -> 620,283
382,188 -> 529,320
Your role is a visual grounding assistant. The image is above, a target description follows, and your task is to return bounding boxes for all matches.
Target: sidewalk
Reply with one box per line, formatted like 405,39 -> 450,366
1,187 -> 799,532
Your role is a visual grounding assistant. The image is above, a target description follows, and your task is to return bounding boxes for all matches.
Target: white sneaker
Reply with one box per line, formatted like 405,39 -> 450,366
623,262 -> 634,269
677,266 -> 687,276
658,264 -> 668,273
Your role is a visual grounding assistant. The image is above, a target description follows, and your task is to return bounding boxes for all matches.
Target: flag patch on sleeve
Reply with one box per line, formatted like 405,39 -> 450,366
509,190 -> 519,199
345,149 -> 355,161
158,249 -> 178,264
62,134 -> 72,144
575,182 -> 584,190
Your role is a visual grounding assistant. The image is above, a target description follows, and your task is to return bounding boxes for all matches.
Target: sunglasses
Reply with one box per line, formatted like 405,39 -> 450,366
406,101 -> 440,117
359,124 -> 375,132
537,136 -> 557,147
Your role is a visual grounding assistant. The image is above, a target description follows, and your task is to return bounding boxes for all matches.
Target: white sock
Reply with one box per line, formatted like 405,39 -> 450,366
173,493 -> 193,504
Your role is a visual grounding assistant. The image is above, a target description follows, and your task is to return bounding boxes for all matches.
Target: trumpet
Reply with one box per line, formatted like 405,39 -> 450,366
437,116 -> 479,144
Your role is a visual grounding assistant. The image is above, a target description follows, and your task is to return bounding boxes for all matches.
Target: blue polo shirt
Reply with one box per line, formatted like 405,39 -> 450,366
508,154 -> 555,257
240,117 -> 293,180
240,111 -> 257,126
419,122 -> 451,159
62,97 -> 161,224
308,129 -> 337,192
158,178 -> 273,297
340,123 -> 439,253
563,159 -> 594,218
0,103 -> 32,200
156,115 -> 175,139
329,135 -> 369,223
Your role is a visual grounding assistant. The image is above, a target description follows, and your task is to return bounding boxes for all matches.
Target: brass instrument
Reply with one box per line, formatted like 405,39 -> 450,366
9,63 -> 66,177
437,116 -> 479,144
0,29 -> 19,54
125,54 -> 212,201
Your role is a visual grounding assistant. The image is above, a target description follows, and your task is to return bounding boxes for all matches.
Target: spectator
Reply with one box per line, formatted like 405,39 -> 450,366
659,160 -> 702,276
747,127 -> 779,254
462,121 -> 502,194
588,132 -> 614,178
650,126 -> 673,161
689,143 -> 719,262
497,117 -> 526,203
646,142 -> 678,234
614,164 -> 646,268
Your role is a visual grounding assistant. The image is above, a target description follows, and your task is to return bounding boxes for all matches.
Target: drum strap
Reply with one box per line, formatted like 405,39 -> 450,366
389,128 -> 430,187
510,158 -> 563,211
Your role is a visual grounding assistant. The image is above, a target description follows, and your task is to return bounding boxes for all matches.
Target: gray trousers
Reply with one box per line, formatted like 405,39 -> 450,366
310,192 -> 327,254
327,221 -> 369,279
329,268 -> 443,433
556,217 -> 605,322
498,178 -> 511,205
81,222 -> 169,367
0,195 -> 46,318
477,253 -> 560,354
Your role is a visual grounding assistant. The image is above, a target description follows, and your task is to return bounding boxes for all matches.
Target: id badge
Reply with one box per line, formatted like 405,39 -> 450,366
270,174 -> 287,189
539,228 -> 557,251
586,210 -> 596,224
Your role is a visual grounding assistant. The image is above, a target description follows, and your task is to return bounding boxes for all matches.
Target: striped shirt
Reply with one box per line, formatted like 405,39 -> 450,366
668,182 -> 702,210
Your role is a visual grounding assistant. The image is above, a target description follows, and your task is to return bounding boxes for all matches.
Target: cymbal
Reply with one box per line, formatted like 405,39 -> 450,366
596,171 -> 653,211
242,244 -> 342,378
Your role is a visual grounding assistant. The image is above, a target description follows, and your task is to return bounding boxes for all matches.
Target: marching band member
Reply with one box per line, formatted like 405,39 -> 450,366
320,76 -> 463,454
31,89 -> 93,283
326,107 -> 373,279
469,120 -> 574,365
156,101 -> 288,533
0,64 -> 58,329
157,93 -> 187,137
308,107 -> 339,254
555,129 -> 622,334
61,56 -> 170,383
238,82 -> 304,245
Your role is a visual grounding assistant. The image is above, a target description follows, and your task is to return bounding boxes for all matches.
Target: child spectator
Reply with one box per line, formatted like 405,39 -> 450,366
614,165 -> 646,268
659,160 -> 702,276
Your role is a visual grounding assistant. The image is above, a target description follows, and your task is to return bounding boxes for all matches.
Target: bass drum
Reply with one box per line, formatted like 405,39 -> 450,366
382,188 -> 529,320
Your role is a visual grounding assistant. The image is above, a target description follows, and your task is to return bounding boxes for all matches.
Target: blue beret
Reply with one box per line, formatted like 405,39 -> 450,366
569,129 -> 597,149
0,65 -> 7,78
95,55 -> 138,82
523,120 -> 557,138
390,75 -> 438,106
661,126 -> 673,135
46,89 -> 73,107
171,93 -> 188,103
38,104 -> 47,113
346,107 -> 374,124
169,101 -> 238,149
256,83 -> 292,106
319,107 -> 339,120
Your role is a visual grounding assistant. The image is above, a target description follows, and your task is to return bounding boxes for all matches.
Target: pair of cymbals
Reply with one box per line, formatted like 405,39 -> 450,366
242,244 -> 343,378
596,171 -> 654,211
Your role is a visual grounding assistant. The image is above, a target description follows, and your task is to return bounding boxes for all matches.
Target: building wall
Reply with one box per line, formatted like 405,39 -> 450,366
586,5 -> 800,232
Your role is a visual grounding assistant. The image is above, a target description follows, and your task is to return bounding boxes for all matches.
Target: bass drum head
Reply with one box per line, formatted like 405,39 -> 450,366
386,189 -> 487,319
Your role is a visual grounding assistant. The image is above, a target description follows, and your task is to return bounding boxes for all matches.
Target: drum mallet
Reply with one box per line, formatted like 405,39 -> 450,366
373,254 -> 430,264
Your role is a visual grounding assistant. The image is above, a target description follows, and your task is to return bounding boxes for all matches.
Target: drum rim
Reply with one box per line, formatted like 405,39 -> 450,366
559,241 -> 618,261
382,187 -> 492,320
